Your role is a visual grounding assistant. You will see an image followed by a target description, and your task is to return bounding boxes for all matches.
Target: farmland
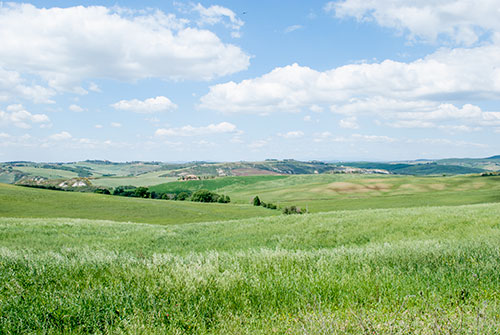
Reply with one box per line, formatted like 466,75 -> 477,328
0,183 -> 277,225
1,164 -> 500,333
150,174 -> 500,212
1,203 -> 500,333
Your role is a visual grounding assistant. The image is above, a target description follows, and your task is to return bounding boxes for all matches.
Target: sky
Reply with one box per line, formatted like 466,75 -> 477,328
1,0 -> 500,162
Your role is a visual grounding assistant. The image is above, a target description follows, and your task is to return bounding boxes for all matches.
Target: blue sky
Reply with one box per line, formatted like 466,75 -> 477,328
1,0 -> 499,162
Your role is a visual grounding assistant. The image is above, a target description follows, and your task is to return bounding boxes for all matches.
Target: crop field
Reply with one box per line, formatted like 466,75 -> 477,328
1,203 -> 500,333
2,173 -> 500,333
67,161 -> 165,177
90,170 -> 177,188
151,174 -> 500,212
9,166 -> 80,179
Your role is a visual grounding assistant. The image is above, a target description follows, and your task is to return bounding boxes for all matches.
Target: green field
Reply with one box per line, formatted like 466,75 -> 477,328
0,183 -> 277,225
1,203 -> 500,333
90,170 -> 177,188
10,166 -> 80,179
151,174 -> 500,212
2,156 -> 499,189
2,172 -> 500,333
68,161 -> 165,177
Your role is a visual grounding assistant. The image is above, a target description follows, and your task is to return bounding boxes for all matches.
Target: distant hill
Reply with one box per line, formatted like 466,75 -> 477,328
343,162 -> 485,175
1,155 -> 499,188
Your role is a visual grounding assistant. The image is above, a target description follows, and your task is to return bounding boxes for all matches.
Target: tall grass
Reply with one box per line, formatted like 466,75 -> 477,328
1,203 -> 500,333
1,242 -> 499,333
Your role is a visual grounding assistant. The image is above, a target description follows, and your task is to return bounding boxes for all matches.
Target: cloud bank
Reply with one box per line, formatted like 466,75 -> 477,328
0,3 -> 250,94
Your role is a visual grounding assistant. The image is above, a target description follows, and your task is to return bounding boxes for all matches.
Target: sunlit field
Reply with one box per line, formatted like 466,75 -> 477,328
1,203 -> 500,333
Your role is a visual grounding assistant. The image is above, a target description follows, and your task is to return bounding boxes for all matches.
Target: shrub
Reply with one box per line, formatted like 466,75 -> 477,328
175,192 -> 190,201
218,195 -> 231,203
253,196 -> 261,206
191,189 -> 218,202
133,187 -> 150,198
113,185 -> 137,197
94,188 -> 110,195
283,205 -> 304,215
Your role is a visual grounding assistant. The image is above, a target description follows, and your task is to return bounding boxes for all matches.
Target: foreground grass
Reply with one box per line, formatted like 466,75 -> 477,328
0,183 -> 276,225
1,203 -> 500,333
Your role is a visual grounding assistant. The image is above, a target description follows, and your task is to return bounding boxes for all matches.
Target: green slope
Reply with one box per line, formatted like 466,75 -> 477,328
149,175 -> 287,193
150,174 -> 500,212
345,161 -> 485,174
0,183 -> 277,225
2,203 -> 500,333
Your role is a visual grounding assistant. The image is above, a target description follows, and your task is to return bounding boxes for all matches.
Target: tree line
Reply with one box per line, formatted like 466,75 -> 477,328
109,186 -> 230,203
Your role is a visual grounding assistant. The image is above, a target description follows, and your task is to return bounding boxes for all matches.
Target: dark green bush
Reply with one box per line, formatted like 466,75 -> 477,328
282,205 -> 304,215
94,188 -> 110,195
175,192 -> 191,201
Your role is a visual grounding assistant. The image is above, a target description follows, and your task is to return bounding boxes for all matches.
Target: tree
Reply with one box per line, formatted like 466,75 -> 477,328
113,185 -> 136,197
94,188 -> 110,195
134,187 -> 150,198
218,195 -> 230,203
253,196 -> 261,206
191,189 -> 218,203
175,192 -> 190,201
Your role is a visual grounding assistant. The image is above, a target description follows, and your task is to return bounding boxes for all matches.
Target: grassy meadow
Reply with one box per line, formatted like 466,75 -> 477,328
90,171 -> 177,188
1,203 -> 500,333
0,183 -> 277,225
1,173 -> 500,333
151,174 -> 500,212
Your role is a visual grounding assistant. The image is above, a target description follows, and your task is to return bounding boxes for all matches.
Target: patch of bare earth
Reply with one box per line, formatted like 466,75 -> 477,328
398,184 -> 425,192
323,182 -> 391,194
457,181 -> 486,191
428,183 -> 446,191
231,168 -> 282,176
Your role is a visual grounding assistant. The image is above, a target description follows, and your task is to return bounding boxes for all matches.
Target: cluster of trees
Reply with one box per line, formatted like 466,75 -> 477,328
481,171 -> 500,176
109,186 -> 230,203
252,196 -> 306,214
191,189 -> 230,203
252,196 -> 277,210
112,186 -> 150,198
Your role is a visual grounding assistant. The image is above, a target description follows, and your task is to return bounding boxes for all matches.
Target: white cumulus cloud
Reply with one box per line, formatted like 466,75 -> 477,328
278,131 -> 304,139
0,3 -> 250,93
339,116 -> 359,129
192,3 -> 244,38
0,105 -> 50,129
111,96 -> 178,113
0,67 -> 55,103
155,122 -> 238,137
200,43 -> 500,130
325,0 -> 500,45
49,131 -> 72,141
69,104 -> 85,112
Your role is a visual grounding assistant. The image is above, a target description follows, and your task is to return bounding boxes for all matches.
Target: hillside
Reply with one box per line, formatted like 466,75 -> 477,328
343,161 -> 485,175
2,156 -> 498,189
0,183 -> 277,225
2,203 -> 500,333
150,174 -> 500,212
